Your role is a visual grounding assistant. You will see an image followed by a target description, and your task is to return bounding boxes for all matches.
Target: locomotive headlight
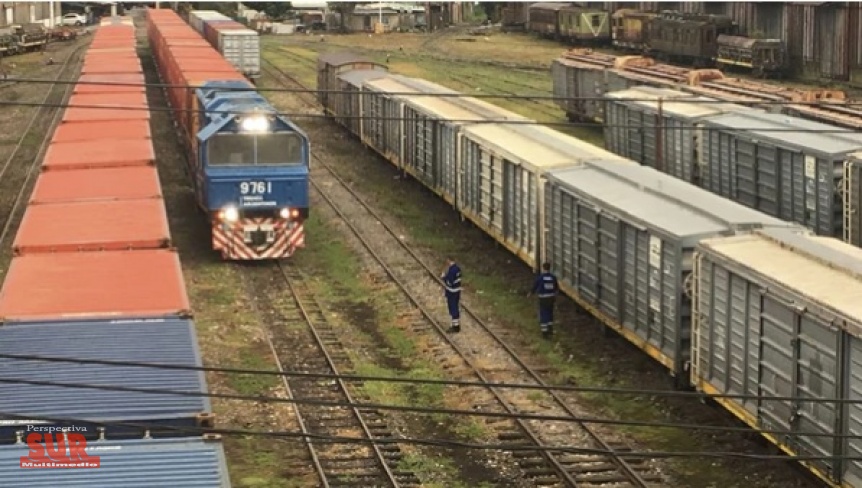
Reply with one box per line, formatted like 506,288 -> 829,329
279,208 -> 290,219
240,116 -> 269,133
220,206 -> 240,222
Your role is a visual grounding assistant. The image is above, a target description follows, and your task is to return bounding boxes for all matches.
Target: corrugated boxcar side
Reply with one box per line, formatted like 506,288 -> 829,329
692,228 -> 862,486
543,162 -> 794,375
458,124 -> 631,268
0,437 -> 232,487
699,112 -> 862,239
550,60 -> 571,117
845,154 -> 862,247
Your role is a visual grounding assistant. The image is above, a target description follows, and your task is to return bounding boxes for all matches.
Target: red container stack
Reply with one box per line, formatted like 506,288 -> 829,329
0,20 -> 189,322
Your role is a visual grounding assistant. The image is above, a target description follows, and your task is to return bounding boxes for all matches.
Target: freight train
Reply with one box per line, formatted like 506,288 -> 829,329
148,8 -> 309,260
528,5 -> 787,76
550,50 -> 862,249
317,52 -> 862,488
0,17 -> 231,486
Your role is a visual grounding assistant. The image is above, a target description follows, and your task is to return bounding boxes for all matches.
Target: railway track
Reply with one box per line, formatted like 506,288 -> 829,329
260,55 -> 666,487
0,39 -> 90,263
242,261 -> 422,488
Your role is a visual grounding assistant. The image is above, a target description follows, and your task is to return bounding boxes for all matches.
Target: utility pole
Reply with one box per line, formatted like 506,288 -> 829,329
49,1 -> 55,28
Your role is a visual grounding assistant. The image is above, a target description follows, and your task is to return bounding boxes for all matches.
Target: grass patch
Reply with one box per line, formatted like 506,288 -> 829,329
294,214 -> 365,302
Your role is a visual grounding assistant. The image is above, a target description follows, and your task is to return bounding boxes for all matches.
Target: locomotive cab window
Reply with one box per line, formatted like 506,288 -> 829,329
207,132 -> 304,166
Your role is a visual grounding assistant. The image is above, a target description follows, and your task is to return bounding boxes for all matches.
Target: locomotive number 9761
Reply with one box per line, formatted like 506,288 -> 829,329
240,181 -> 272,195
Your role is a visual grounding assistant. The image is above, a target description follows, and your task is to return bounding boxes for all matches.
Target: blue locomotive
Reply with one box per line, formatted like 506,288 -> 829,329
192,81 -> 310,260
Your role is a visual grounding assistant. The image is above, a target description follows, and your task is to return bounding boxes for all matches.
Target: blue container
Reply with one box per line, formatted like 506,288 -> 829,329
0,318 -> 213,443
0,436 -> 232,487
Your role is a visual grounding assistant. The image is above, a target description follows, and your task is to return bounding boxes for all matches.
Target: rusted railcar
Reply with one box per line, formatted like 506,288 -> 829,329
611,9 -> 657,52
647,11 -> 737,66
716,34 -> 786,77
527,2 -> 570,39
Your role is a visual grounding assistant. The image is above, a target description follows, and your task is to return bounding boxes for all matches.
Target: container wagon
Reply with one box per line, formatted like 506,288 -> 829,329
0,18 -> 231,486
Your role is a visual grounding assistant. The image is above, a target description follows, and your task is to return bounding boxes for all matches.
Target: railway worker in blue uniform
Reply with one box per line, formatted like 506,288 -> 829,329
440,257 -> 462,333
529,262 -> 559,339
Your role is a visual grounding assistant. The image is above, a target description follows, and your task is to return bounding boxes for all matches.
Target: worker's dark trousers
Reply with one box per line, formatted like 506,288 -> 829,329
446,291 -> 460,330
539,297 -> 555,336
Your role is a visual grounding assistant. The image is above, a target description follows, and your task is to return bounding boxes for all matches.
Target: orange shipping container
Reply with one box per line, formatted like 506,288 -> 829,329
29,166 -> 162,204
0,250 -> 191,322
74,74 -> 145,94
81,60 -> 143,75
14,199 -> 170,254
42,138 -> 155,171
63,92 -> 150,123
52,119 -> 151,143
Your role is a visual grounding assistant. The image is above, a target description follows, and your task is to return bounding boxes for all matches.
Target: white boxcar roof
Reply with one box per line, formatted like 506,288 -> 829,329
607,85 -> 757,119
406,91 -> 530,125
703,110 -> 862,157
462,123 -> 632,173
546,162 -> 795,243
698,227 -> 862,329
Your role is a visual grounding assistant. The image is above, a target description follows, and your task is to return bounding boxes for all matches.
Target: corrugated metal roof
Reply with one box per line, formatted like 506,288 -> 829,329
0,437 -> 231,487
546,162 -> 796,242
703,111 -> 862,156
699,228 -> 862,327
0,318 -> 210,440
607,86 -> 756,119
462,123 -> 631,173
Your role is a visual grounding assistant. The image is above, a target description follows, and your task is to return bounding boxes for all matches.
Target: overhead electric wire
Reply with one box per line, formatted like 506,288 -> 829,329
1,409 -> 858,462
1,351 -> 860,406
0,374 -> 859,441
1,98 -> 861,133
7,76 -> 862,108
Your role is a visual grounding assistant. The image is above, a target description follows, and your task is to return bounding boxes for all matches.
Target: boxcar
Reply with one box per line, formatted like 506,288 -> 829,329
697,110 -> 862,239
317,52 -> 387,115
647,11 -> 736,66
603,86 -> 758,184
542,162 -> 797,380
692,227 -> 862,487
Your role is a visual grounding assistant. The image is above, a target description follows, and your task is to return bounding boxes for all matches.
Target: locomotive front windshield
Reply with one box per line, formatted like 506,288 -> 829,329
207,133 -> 304,166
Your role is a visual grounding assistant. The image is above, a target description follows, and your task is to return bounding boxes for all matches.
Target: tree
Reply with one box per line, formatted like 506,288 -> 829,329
243,2 -> 293,20
328,2 -> 357,29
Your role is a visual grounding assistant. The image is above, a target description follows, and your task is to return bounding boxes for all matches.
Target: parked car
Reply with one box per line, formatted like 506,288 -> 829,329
61,13 -> 87,26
